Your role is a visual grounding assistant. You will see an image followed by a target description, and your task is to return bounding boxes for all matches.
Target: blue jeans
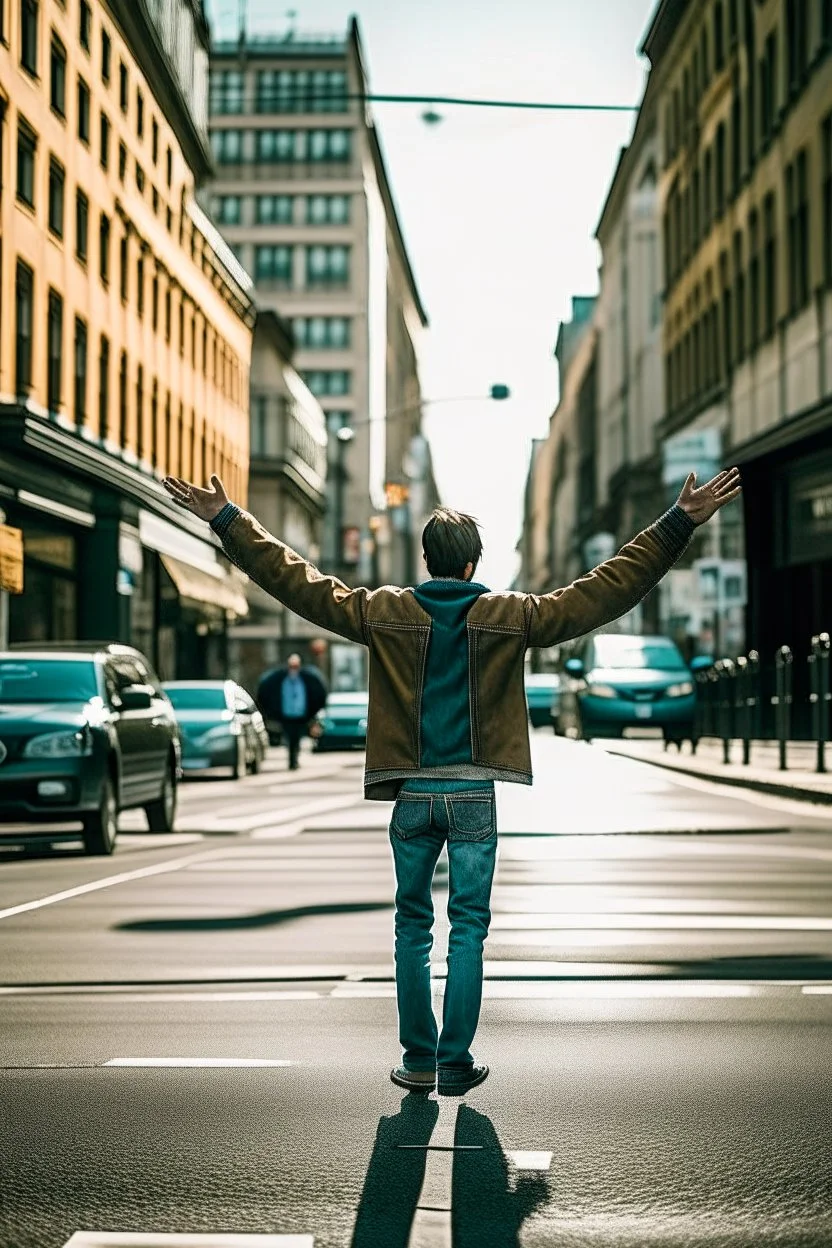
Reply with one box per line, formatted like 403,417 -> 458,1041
388,788 -> 497,1072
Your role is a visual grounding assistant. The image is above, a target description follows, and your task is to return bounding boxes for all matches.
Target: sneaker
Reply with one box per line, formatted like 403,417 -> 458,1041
390,1066 -> 436,1092
437,1063 -> 489,1096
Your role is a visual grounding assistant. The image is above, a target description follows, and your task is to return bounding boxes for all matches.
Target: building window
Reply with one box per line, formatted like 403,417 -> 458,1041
164,288 -> 171,342
100,111 -> 110,169
75,188 -> 89,262
786,0 -> 809,94
733,231 -> 746,363
119,234 -> 128,303
118,351 -> 128,446
293,316 -> 351,349
20,0 -> 38,76
135,364 -> 144,459
119,60 -> 128,112
178,301 -> 184,357
256,194 -> 294,224
15,261 -> 34,398
118,141 -> 127,182
703,147 -> 713,230
760,33 -> 777,147
74,316 -> 87,427
150,379 -> 159,466
715,123 -> 726,217
136,89 -> 144,138
77,77 -> 91,144
824,0 -> 832,43
98,334 -> 109,438
100,26 -> 111,83
305,244 -> 349,286
719,251 -> 732,378
79,0 -> 90,51
731,91 -> 742,197
306,193 -> 350,225
47,289 -> 63,414
136,162 -> 145,194
151,117 -> 159,164
211,129 -> 242,163
50,34 -> 67,117
311,128 -> 350,161
713,0 -> 725,71
763,192 -> 777,338
99,212 -> 110,285
136,254 -> 144,319
151,273 -> 159,330
210,68 -> 244,114
254,244 -> 293,285
823,115 -> 832,286
48,156 -> 65,237
255,68 -> 347,113
303,370 -> 351,397
786,150 -> 810,314
16,120 -> 36,208
166,145 -> 172,187
748,209 -> 760,349
215,194 -> 242,224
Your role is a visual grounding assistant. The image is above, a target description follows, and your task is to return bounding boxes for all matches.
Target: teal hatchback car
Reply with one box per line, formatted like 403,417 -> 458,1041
555,634 -> 697,745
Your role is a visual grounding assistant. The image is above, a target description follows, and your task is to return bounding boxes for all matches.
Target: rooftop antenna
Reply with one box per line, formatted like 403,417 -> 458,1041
286,7 -> 297,40
237,0 -> 246,45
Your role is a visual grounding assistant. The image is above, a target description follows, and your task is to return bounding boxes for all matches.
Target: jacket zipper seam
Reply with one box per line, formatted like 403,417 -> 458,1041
414,625 -> 430,769
467,626 -> 479,762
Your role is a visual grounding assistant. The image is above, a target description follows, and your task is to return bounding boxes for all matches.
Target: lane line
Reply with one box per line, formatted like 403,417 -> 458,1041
103,1057 -> 295,1067
490,913 -> 832,930
407,1098 -> 459,1248
64,1235 -> 313,1247
508,1151 -> 553,1170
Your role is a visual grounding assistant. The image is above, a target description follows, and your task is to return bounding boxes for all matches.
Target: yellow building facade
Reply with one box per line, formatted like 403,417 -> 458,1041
0,0 -> 255,675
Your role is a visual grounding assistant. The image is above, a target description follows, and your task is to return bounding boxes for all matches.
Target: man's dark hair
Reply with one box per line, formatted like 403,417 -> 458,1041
422,507 -> 483,579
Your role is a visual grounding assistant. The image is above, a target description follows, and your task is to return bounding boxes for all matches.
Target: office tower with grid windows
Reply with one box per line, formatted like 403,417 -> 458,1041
206,17 -> 434,589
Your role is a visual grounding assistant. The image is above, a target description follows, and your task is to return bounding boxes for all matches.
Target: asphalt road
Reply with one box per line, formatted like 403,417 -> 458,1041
2,735 -> 832,1248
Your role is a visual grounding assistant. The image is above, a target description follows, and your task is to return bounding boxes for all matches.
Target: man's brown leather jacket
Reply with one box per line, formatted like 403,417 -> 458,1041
212,505 -> 694,799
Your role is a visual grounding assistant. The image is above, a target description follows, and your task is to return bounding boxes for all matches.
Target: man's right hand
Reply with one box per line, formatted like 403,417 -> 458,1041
163,474 -> 229,524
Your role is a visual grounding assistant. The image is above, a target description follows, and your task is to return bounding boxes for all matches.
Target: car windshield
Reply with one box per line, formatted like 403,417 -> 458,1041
592,637 -> 687,671
524,674 -> 558,686
0,658 -> 98,703
328,692 -> 369,706
164,686 -> 228,711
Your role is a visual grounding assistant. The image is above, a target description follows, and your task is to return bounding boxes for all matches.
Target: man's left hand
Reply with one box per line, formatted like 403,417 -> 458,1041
676,468 -> 742,526
163,473 -> 229,523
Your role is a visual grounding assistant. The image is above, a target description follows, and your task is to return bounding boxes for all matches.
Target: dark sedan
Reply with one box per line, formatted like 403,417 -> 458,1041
555,634 -> 697,745
524,672 -> 562,729
163,680 -> 269,778
0,646 -> 180,855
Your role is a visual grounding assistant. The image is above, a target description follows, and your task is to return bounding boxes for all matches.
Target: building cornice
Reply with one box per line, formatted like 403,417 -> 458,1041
640,0 -> 689,66
105,0 -> 213,184
595,72 -> 657,242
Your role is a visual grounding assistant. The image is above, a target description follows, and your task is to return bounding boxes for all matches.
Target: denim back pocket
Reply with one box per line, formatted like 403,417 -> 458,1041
390,796 -> 432,839
448,797 -> 495,842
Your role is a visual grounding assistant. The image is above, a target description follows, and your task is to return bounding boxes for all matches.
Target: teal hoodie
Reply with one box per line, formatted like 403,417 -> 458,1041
411,577 -> 490,768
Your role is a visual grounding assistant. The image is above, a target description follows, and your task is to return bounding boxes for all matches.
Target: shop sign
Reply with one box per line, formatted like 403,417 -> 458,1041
787,457 -> 832,564
0,525 -> 24,594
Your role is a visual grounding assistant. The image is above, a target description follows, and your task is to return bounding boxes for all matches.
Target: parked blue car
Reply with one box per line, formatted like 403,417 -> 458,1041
555,634 -> 697,745
524,672 -> 562,729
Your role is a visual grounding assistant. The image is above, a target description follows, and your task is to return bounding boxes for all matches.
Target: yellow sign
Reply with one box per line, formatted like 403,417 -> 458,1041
0,524 -> 24,594
385,482 -> 410,508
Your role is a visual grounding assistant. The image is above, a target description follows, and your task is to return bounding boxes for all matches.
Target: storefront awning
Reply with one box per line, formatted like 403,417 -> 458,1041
160,554 -> 249,617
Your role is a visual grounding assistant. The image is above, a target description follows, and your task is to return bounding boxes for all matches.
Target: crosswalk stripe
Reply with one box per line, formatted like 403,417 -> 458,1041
103,1057 -> 295,1067
63,1235 -> 313,1246
407,1099 -> 458,1248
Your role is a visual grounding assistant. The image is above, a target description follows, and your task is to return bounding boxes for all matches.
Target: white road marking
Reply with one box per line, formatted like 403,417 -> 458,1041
64,1235 -> 313,1247
801,984 -> 832,994
103,1057 -> 295,1067
508,1150 -> 553,1170
490,913 -> 832,930
197,794 -> 365,833
407,1098 -> 459,1248
0,847 -> 235,922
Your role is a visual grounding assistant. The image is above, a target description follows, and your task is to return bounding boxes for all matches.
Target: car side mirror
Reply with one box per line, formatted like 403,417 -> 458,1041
119,684 -> 154,711
564,658 -> 584,677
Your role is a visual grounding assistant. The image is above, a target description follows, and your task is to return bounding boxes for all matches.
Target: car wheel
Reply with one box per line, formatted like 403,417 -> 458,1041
83,776 -> 118,856
145,761 -> 178,832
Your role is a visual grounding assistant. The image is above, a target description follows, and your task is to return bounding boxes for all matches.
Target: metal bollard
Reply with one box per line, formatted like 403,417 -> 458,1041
747,650 -> 761,744
773,645 -> 793,771
809,633 -> 831,774
716,659 -> 735,763
736,655 -> 751,766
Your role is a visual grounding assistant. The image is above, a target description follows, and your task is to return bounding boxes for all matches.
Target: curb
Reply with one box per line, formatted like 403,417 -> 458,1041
604,745 -> 832,806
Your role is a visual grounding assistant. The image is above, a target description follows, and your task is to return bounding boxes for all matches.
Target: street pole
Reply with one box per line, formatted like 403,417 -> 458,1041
0,508 -> 9,651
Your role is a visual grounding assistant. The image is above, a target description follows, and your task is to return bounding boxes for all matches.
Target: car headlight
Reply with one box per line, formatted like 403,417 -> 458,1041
666,681 -> 694,697
24,729 -> 93,758
586,683 -> 618,699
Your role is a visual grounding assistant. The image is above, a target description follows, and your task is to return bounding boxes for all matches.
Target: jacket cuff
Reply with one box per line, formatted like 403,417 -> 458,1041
650,504 -> 696,560
210,501 -> 241,540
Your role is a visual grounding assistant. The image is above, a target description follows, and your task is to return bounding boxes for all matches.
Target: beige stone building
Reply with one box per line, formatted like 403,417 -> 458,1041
644,0 -> 832,670
205,17 -> 434,589
0,0 -> 254,675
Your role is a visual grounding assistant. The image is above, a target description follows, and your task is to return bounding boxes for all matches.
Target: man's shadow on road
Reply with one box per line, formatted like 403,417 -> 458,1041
350,1093 -> 549,1248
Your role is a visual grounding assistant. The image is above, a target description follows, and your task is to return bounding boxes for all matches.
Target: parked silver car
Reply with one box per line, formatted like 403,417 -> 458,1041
163,680 -> 269,778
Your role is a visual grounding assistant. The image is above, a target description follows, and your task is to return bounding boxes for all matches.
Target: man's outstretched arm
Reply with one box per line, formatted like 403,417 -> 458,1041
163,474 -> 369,645
526,468 -> 742,650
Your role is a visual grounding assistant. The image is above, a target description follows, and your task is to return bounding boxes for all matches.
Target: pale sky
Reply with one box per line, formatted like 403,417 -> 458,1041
209,0 -> 657,587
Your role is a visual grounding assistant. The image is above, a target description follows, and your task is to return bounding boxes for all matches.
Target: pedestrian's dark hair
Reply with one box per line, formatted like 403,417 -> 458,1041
422,507 -> 483,579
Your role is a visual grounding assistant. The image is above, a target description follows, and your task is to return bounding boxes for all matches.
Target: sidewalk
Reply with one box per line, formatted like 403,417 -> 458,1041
604,736 -> 832,804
